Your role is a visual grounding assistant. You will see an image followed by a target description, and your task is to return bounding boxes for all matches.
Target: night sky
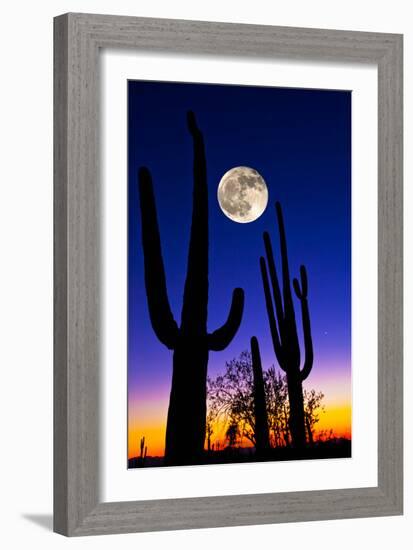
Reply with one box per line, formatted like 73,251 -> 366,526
128,80 -> 351,457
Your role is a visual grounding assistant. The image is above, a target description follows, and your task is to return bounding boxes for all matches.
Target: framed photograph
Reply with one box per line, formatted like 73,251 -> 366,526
54,13 -> 403,536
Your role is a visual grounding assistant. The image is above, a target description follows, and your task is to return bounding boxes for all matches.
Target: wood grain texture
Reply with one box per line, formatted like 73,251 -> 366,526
53,13 -> 403,536
53,14 -> 69,536
377,31 -> 403,508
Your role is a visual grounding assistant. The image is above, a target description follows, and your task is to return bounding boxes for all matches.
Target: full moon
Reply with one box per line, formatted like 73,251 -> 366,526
217,166 -> 268,223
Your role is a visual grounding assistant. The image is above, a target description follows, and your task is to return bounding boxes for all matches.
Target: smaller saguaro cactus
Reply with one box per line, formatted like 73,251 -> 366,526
250,336 -> 270,455
260,202 -> 313,449
138,436 -> 147,467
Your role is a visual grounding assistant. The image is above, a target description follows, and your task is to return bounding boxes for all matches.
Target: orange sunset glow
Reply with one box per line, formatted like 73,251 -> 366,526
128,374 -> 352,460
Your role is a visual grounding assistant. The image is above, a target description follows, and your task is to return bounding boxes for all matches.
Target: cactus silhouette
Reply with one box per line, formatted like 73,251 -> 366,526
138,436 -> 147,467
138,111 -> 245,465
250,336 -> 270,455
260,202 -> 313,448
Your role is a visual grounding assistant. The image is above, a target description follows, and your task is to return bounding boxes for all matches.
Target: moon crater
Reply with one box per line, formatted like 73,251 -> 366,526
217,166 -> 268,223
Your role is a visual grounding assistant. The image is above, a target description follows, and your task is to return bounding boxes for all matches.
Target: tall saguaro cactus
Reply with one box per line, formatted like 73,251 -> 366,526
250,336 -> 270,455
260,202 -> 313,449
138,111 -> 245,465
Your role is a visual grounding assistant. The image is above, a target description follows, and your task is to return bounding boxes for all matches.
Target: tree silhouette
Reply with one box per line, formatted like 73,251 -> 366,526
208,351 -> 256,447
138,112 -> 245,465
226,422 -> 239,448
206,409 -> 215,452
304,389 -> 325,445
265,367 -> 291,447
207,351 -> 324,452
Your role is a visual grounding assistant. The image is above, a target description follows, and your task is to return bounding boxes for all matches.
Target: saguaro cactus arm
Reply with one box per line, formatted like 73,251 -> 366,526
275,201 -> 295,316
263,231 -> 284,323
207,288 -> 245,351
293,265 -> 313,381
138,167 -> 179,350
260,256 -> 285,369
274,201 -> 300,365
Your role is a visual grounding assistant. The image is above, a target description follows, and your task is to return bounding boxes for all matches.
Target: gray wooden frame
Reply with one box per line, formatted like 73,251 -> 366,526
54,12 -> 403,536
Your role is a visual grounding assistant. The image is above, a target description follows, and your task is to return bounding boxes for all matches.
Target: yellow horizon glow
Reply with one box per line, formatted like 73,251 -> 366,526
128,401 -> 352,459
